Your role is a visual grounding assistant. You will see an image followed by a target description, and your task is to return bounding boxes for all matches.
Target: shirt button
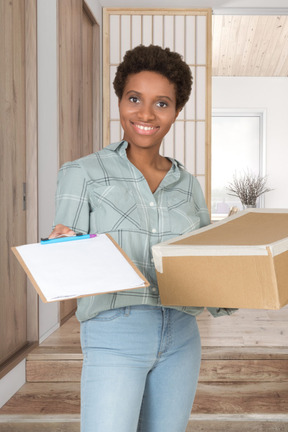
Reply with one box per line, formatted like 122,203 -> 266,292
151,287 -> 157,293
149,202 -> 155,207
152,228 -> 157,233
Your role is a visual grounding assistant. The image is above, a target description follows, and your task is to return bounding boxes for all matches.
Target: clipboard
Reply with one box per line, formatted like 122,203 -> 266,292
12,234 -> 149,303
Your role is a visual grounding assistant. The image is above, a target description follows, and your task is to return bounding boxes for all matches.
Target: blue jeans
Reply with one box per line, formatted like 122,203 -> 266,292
80,306 -> 201,432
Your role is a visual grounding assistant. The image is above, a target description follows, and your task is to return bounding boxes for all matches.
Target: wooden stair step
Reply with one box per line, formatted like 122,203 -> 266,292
1,415 -> 287,432
0,383 -> 80,416
26,358 -> 288,383
193,382 -> 288,415
27,344 -> 288,360
26,346 -> 288,383
0,415 -> 80,432
201,346 -> 288,360
1,381 -> 288,416
187,415 -> 288,432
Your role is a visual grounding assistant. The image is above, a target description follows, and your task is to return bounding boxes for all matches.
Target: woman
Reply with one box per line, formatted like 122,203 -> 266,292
50,45 -> 234,432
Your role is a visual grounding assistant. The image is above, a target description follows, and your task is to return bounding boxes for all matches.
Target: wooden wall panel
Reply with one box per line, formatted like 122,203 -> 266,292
58,0 -> 100,323
0,0 -> 38,374
58,0 -> 83,165
0,0 -> 27,367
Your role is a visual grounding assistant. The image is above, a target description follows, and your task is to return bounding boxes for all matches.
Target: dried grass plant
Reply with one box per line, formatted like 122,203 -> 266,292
227,172 -> 272,206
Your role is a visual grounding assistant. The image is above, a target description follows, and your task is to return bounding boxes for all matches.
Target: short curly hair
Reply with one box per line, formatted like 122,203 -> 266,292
113,44 -> 192,111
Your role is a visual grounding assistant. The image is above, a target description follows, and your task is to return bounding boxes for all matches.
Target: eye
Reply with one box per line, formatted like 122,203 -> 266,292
157,101 -> 168,108
129,96 -> 140,104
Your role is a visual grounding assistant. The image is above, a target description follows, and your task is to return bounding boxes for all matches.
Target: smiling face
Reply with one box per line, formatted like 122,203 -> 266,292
118,71 -> 180,153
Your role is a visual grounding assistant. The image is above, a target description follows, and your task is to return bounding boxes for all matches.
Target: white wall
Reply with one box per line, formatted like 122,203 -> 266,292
37,0 -> 60,343
212,77 -> 288,208
0,361 -> 25,409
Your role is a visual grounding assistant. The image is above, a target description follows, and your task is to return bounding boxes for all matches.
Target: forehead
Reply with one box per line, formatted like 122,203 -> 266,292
124,71 -> 176,98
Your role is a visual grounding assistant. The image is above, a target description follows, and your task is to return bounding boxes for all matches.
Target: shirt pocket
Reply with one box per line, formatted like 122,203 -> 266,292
167,197 -> 201,234
89,185 -> 141,233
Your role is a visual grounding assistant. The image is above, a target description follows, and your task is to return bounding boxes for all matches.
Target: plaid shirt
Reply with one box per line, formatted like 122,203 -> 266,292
54,141 -> 235,321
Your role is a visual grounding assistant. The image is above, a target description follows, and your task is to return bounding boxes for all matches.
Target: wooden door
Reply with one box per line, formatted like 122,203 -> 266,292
58,0 -> 100,324
0,0 -> 38,376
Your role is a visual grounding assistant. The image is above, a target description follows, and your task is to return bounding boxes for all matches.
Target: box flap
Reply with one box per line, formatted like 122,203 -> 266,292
172,212 -> 288,246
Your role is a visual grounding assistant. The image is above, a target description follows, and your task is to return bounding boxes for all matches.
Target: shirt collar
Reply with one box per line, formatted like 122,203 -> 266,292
106,141 -> 184,169
106,140 -> 128,154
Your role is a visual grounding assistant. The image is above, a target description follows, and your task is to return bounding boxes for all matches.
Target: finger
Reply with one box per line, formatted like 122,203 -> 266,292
48,224 -> 76,239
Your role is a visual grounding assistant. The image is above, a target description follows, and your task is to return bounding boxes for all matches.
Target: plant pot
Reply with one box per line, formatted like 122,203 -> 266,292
243,204 -> 256,209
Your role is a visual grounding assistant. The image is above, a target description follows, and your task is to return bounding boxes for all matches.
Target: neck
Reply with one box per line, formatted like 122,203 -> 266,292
126,145 -> 162,170
125,144 -> 172,193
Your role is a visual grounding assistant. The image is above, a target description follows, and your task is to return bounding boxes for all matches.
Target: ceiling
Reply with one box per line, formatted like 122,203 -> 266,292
212,15 -> 288,76
98,0 -> 288,77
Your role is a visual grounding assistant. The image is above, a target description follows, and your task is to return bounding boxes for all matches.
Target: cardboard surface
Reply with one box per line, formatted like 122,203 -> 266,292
152,209 -> 288,310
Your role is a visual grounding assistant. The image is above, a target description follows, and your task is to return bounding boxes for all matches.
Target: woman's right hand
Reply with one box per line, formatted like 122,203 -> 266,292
48,224 -> 76,239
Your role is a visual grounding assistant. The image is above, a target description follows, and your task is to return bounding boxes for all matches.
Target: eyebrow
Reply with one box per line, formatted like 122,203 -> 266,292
125,90 -> 174,103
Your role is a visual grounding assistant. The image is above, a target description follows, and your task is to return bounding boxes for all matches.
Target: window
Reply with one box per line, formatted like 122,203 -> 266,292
211,110 -> 265,220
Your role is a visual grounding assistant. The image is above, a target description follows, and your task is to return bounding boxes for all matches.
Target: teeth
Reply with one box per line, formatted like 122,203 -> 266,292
136,124 -> 154,131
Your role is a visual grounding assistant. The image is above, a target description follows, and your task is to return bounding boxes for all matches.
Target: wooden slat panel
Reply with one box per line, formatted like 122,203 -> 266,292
103,8 -> 212,208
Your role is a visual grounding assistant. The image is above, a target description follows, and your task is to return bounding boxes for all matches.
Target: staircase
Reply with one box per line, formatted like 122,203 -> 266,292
0,315 -> 288,432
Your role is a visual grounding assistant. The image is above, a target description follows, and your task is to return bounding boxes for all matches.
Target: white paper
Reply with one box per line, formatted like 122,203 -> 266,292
14,234 -> 147,301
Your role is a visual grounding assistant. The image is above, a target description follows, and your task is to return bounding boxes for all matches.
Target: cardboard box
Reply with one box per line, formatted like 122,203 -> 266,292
152,209 -> 288,310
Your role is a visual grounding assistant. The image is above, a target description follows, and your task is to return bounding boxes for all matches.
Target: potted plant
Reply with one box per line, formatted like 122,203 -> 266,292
226,171 -> 273,208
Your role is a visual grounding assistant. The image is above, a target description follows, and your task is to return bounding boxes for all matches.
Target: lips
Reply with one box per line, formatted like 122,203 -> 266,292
131,121 -> 159,135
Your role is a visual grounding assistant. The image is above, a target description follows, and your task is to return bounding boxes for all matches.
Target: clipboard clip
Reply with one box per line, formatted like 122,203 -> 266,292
40,233 -> 97,244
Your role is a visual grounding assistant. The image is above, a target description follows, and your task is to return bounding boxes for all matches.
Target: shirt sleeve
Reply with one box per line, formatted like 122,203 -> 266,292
192,176 -> 211,228
207,307 -> 238,317
53,161 -> 90,234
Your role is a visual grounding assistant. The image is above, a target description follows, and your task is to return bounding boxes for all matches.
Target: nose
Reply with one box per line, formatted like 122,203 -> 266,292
137,103 -> 156,121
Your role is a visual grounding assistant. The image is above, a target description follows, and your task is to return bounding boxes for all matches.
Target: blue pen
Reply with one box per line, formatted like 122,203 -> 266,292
41,233 -> 97,245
